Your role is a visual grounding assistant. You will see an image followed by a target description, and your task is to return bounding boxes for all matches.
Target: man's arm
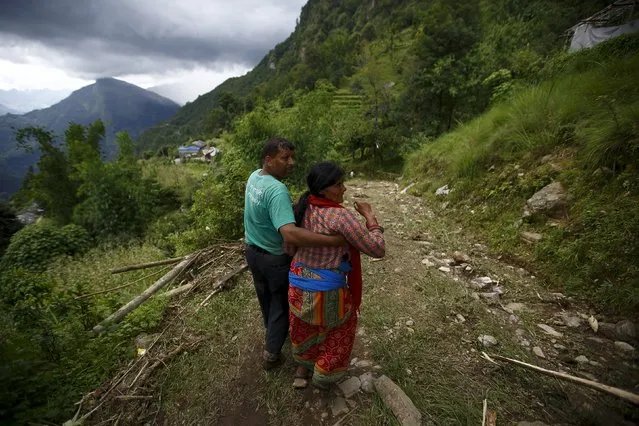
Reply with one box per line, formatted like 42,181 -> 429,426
279,224 -> 345,247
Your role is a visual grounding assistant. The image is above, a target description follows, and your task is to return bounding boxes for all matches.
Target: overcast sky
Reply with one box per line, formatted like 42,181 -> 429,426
0,0 -> 307,103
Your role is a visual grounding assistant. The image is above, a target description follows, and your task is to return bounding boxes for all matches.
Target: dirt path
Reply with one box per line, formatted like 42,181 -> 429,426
90,179 -> 638,425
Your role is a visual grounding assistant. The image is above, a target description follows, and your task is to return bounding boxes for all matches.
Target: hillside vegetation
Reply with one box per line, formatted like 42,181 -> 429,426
0,78 -> 179,198
406,35 -> 639,313
138,0 -> 609,154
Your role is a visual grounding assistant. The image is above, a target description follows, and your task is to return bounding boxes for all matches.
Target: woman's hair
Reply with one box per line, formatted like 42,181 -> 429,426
294,161 -> 345,226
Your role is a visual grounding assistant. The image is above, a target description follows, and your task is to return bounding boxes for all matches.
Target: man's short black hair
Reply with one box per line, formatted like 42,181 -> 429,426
261,136 -> 295,162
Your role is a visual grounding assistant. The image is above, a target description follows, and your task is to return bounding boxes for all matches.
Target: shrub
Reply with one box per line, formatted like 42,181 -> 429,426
1,223 -> 90,272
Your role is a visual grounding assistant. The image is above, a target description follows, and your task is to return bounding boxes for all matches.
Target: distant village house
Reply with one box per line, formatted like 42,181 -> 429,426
175,140 -> 220,164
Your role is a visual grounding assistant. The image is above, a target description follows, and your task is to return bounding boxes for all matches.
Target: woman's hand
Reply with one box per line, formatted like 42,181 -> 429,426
354,201 -> 375,221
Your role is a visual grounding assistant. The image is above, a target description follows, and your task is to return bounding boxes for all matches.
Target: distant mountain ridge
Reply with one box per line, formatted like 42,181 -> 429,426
0,88 -> 71,114
0,103 -> 18,116
0,77 -> 180,198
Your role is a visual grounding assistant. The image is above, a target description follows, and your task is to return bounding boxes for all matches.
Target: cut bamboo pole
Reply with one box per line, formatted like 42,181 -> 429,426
93,256 -> 193,333
75,265 -> 172,300
482,352 -> 639,405
110,256 -> 186,274
161,283 -> 194,298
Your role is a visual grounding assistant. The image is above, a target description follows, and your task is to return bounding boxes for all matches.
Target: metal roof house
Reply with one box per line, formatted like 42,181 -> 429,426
178,145 -> 202,157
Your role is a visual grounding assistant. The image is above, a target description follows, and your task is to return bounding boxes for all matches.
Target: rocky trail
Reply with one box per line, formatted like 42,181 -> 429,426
88,179 -> 638,426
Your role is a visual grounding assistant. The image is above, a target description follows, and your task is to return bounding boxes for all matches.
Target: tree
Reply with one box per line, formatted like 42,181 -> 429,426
401,0 -> 483,135
16,127 -> 76,224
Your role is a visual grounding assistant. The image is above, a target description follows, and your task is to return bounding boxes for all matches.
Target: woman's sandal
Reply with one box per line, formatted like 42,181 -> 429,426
292,366 -> 311,389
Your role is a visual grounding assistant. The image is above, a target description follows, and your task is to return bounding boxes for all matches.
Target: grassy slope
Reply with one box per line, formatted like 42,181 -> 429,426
405,36 -> 639,314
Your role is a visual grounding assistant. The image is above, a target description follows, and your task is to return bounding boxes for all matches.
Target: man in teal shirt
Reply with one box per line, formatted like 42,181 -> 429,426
244,137 -> 344,369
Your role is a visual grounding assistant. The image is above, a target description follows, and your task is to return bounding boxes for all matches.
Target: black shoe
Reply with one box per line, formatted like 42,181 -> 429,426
262,350 -> 282,370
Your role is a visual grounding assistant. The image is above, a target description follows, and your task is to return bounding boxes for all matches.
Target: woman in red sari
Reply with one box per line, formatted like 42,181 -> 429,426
288,161 -> 385,389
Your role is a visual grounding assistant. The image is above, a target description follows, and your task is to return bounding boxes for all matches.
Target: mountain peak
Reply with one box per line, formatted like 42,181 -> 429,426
0,77 -> 181,195
94,77 -> 133,86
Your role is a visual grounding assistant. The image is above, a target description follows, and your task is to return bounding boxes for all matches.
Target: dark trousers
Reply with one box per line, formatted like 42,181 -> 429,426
245,245 -> 292,355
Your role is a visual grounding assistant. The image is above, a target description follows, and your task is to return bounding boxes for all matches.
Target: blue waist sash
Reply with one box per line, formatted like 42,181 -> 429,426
289,262 -> 349,292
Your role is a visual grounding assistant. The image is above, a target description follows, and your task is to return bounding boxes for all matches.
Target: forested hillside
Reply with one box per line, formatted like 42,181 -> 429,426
138,0 -> 609,153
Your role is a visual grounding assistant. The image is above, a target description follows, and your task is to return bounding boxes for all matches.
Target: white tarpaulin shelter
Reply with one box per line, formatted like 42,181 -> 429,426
569,19 -> 639,51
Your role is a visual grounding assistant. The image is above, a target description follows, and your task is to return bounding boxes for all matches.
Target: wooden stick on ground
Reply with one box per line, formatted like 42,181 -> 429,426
482,352 -> 639,405
197,263 -> 248,308
114,395 -> 153,401
482,399 -> 487,426
93,256 -> 194,333
110,256 -> 186,274
161,283 -> 194,298
75,265 -> 172,300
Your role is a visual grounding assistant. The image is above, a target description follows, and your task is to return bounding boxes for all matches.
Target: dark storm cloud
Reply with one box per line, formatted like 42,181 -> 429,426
0,0 -> 305,77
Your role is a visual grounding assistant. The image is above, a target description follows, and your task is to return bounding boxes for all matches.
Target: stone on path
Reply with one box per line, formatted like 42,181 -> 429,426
616,320 -> 636,341
337,376 -> 361,398
438,266 -> 451,273
560,313 -> 582,328
479,292 -> 500,300
520,231 -> 543,244
614,341 -> 635,353
478,335 -> 498,347
504,302 -> 526,313
435,185 -> 450,196
330,397 -> 349,417
597,322 -> 617,340
469,276 -> 493,289
537,324 -> 564,338
532,346 -> 545,358
575,355 -> 589,363
355,359 -> 373,369
360,372 -> 374,393
452,251 -> 471,264
588,315 -> 598,333
374,375 -> 422,426
421,258 -> 436,267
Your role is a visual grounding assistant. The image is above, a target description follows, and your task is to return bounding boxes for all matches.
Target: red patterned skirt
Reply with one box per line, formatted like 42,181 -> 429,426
288,285 -> 357,385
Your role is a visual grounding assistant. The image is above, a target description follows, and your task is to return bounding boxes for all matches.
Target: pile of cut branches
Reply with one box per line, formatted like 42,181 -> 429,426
65,243 -> 249,425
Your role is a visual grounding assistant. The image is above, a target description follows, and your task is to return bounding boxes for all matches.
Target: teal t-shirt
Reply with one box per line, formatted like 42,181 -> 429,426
244,169 -> 295,255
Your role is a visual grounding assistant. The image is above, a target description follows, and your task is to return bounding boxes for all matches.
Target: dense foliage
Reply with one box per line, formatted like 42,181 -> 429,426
405,34 -> 639,313
13,122 -> 178,240
1,122 -> 182,423
138,0 -> 609,154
